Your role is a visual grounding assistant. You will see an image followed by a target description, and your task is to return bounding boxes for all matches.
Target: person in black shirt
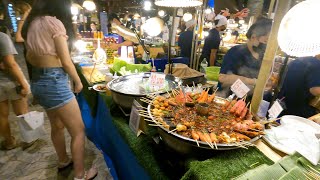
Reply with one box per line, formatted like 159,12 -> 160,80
200,15 -> 228,66
178,19 -> 196,60
218,19 -> 272,97
278,56 -> 320,118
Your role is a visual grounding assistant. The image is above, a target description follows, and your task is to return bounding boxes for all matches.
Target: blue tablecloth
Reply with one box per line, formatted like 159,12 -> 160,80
76,93 -> 149,180
145,57 -> 189,72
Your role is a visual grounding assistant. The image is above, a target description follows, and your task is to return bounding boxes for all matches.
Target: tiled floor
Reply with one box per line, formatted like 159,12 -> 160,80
0,50 -> 113,179
0,104 -> 113,180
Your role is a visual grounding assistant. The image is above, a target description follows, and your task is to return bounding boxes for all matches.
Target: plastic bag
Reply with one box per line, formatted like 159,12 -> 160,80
17,111 -> 44,130
17,111 -> 46,143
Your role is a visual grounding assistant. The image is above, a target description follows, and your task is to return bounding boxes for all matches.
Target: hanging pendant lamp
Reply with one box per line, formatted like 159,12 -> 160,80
155,0 -> 203,7
278,0 -> 320,57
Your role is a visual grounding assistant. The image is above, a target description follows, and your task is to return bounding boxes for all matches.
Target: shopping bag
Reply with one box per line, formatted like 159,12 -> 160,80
17,116 -> 46,143
17,111 -> 44,130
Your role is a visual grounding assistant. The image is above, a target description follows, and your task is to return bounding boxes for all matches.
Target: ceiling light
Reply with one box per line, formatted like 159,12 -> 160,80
205,8 -> 212,14
143,17 -> 164,37
239,19 -> 245,24
183,13 -> 192,22
203,31 -> 209,37
144,1 -> 152,11
83,0 -> 96,11
155,0 -> 203,7
158,10 -> 165,17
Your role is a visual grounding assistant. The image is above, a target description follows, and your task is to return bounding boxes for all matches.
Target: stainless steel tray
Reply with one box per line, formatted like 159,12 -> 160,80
107,73 -> 179,110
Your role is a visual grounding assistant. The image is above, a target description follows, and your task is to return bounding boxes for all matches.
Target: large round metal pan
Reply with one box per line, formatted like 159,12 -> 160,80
107,73 -> 179,110
147,97 -> 263,154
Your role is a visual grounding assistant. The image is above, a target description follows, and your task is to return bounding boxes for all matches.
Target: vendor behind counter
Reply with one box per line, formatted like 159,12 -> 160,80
200,15 -> 228,66
218,18 -> 273,98
178,19 -> 196,60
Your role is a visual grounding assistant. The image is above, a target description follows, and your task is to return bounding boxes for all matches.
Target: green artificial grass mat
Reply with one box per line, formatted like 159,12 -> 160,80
182,147 -> 274,180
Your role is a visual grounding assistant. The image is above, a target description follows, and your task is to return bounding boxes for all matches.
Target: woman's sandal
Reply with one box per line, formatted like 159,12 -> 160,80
74,166 -> 98,180
1,136 -> 18,150
58,158 -> 73,172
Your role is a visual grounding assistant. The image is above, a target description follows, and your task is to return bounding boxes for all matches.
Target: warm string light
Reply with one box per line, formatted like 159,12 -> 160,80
155,0 -> 203,7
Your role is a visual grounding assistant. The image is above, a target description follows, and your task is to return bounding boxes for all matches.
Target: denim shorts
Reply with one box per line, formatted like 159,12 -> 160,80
31,67 -> 74,110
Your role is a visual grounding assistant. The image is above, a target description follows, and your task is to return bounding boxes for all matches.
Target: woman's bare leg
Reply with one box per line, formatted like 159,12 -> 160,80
0,100 -> 12,142
11,97 -> 28,115
47,98 -> 85,178
46,110 -> 69,163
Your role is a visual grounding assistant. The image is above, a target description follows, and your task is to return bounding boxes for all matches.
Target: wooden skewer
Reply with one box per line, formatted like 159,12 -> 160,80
195,140 -> 200,147
147,94 -> 157,99
303,169 -> 319,180
205,140 -> 214,149
137,105 -> 148,110
165,88 -> 172,98
138,109 -> 149,113
172,89 -> 178,97
144,118 -> 158,123
148,124 -> 162,127
141,97 -> 153,102
249,162 -> 260,168
213,141 -> 218,149
213,87 -> 219,94
235,141 -> 248,149
262,117 -> 281,125
140,99 -> 153,105
241,94 -> 247,102
246,102 -> 251,108
241,141 -> 256,147
138,114 -> 152,119
303,172 -> 313,180
306,164 -> 320,175
169,128 -> 177,133
138,111 -> 150,115
140,99 -> 151,103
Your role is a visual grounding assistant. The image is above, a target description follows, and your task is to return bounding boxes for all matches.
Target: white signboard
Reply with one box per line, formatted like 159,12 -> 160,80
129,100 -> 143,137
231,79 -> 250,98
268,100 -> 284,119
149,73 -> 166,90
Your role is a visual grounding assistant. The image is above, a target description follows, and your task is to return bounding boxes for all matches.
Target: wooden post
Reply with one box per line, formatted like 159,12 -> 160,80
251,0 -> 292,115
267,0 -> 276,18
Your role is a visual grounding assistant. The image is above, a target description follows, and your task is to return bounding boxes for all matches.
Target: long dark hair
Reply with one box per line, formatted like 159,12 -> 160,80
22,0 -> 74,48
246,18 -> 273,39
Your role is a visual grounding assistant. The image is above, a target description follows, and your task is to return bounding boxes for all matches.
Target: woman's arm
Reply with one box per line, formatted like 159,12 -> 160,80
3,55 -> 29,96
108,40 -> 133,50
54,36 -> 82,93
209,49 -> 218,66
15,6 -> 31,42
310,87 -> 320,96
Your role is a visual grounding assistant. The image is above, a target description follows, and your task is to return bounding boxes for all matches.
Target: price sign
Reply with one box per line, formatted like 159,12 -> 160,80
149,73 -> 166,89
268,100 -> 284,119
129,100 -> 143,137
231,79 -> 250,98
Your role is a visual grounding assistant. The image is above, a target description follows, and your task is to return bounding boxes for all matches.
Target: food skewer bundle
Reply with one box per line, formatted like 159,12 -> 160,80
142,87 -> 264,149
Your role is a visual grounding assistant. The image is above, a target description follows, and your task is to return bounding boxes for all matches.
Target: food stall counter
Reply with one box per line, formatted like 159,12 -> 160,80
74,63 -> 284,180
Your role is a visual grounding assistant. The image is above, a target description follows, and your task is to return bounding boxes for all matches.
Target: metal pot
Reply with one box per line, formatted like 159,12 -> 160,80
107,72 -> 180,111
147,98 -> 262,154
